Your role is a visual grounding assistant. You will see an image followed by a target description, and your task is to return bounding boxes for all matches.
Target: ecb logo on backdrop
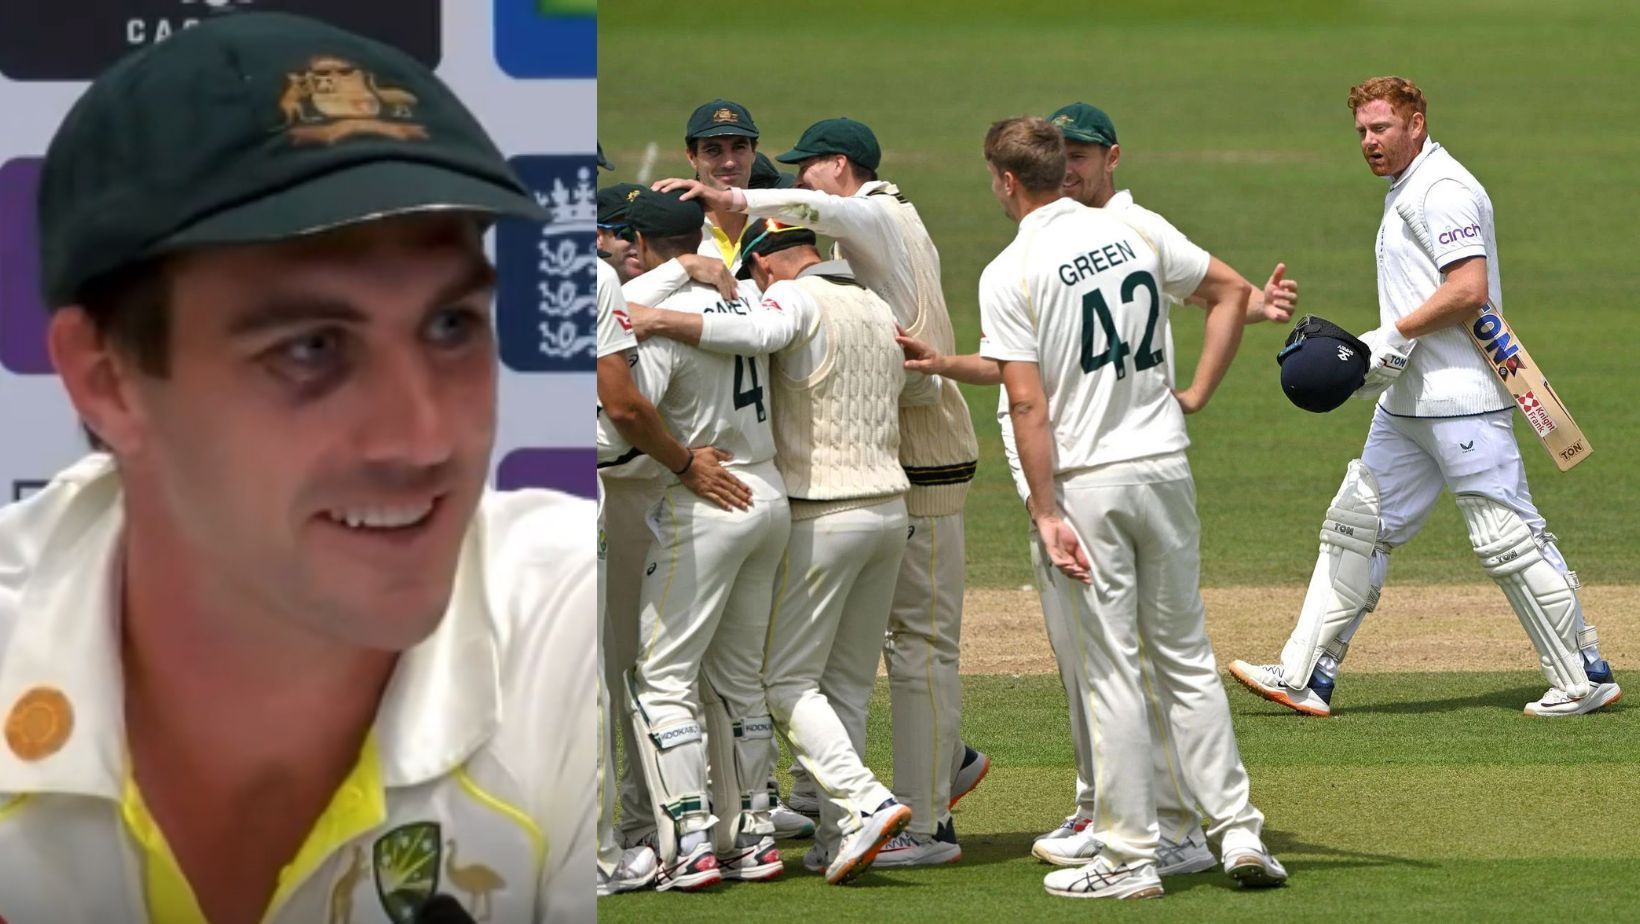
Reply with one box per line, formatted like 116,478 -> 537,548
496,155 -> 598,374
0,0 -> 442,80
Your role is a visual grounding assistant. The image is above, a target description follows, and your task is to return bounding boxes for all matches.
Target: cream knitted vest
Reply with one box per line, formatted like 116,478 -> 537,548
773,273 -> 908,518
864,186 -> 978,516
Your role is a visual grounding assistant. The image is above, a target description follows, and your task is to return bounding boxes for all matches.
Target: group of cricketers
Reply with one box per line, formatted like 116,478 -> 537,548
592,75 -> 1619,902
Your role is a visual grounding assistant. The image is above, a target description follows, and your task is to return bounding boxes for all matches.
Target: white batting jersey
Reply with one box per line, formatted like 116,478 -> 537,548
631,279 -> 776,471
996,192 -> 1210,500
1378,138 -> 1512,417
980,197 -> 1203,472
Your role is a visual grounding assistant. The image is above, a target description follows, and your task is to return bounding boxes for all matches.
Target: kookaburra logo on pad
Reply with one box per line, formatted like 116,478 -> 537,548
279,55 -> 427,145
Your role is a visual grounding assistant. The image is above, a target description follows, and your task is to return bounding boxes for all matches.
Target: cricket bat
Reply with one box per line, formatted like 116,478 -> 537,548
1394,201 -> 1592,471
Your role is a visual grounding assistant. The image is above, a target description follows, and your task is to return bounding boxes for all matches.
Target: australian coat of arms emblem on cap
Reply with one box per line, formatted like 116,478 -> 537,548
712,107 -> 738,124
279,55 -> 427,145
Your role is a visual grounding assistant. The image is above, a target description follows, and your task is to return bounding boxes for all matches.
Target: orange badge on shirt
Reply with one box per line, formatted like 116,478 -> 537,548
5,687 -> 73,761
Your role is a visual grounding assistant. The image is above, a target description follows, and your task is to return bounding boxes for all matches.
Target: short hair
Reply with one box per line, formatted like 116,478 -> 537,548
1347,76 -> 1428,122
640,229 -> 704,261
847,161 -> 878,185
983,117 -> 1065,193
75,258 -> 174,378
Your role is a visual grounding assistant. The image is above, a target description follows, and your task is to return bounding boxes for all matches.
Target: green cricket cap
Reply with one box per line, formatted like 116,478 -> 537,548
596,183 -> 645,225
1047,102 -> 1118,146
776,117 -> 881,171
685,98 -> 759,141
38,11 -> 544,309
626,188 -> 706,238
748,152 -> 797,189
735,219 -> 817,279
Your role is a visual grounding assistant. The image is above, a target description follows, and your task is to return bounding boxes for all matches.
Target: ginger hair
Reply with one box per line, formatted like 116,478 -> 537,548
1348,76 -> 1427,122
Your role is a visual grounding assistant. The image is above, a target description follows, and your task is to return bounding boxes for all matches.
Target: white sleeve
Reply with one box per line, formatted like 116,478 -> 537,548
1120,207 -> 1209,302
621,258 -> 691,306
595,262 -> 637,359
976,254 -> 1037,363
997,391 -> 1029,504
698,281 -> 807,356
1421,178 -> 1489,270
741,188 -> 899,249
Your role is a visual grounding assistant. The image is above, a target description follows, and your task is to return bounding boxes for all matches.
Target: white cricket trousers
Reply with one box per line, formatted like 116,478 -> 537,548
1032,524 -> 1205,841
633,460 -> 791,835
1056,454 -> 1265,866
884,511 -> 966,836
600,475 -> 663,840
765,496 -> 908,852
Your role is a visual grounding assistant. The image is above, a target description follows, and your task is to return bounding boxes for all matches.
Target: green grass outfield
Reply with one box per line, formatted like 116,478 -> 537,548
598,674 -> 1639,921
599,0 -> 1640,589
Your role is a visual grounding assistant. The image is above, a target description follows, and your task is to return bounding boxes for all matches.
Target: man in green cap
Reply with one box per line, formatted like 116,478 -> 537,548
681,98 -> 762,273
0,13 -> 590,923
597,182 -> 648,282
656,115 -> 985,868
616,189 -> 793,892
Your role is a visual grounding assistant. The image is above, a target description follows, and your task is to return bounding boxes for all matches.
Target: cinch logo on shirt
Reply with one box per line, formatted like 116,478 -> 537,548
1437,223 -> 1481,245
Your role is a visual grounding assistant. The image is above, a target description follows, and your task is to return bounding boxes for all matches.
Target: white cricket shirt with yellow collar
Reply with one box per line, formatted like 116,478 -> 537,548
0,454 -> 595,924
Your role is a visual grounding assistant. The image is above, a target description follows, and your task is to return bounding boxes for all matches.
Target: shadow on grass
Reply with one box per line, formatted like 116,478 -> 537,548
1334,683 -> 1548,716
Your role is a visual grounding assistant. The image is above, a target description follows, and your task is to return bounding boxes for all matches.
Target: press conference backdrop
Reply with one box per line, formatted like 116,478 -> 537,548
0,0 -> 597,505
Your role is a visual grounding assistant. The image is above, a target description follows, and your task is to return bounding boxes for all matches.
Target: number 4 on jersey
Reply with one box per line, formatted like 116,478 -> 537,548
1080,270 -> 1165,379
734,355 -> 767,422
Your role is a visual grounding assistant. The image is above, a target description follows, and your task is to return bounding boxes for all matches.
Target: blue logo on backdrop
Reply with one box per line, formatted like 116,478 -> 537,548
496,155 -> 597,373
493,0 -> 595,78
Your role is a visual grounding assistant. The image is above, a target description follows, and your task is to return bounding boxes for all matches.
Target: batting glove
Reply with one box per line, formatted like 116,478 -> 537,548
1352,323 -> 1413,399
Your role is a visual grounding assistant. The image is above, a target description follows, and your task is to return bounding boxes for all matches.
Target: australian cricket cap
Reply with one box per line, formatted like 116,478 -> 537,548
596,183 -> 645,226
685,99 -> 759,141
37,11 -> 545,308
749,152 -> 798,189
776,117 -> 881,171
626,188 -> 706,238
1048,102 -> 1118,146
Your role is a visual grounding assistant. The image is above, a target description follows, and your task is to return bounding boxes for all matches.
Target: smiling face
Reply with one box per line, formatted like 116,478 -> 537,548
1354,98 -> 1426,178
688,135 -> 756,192
1061,140 -> 1118,207
597,225 -> 642,282
108,213 -> 497,652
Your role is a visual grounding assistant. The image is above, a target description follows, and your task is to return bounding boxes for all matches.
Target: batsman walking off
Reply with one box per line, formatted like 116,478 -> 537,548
1228,77 -> 1620,718
978,117 -> 1286,900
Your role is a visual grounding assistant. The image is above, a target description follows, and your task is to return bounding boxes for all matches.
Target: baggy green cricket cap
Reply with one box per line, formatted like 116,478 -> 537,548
776,117 -> 881,171
1048,102 -> 1118,146
748,152 -> 797,189
685,98 -> 759,141
626,188 -> 706,238
596,183 -> 645,225
37,11 -> 545,308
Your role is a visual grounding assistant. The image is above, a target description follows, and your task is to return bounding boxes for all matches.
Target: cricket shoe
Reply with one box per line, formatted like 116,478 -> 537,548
1223,845 -> 1289,888
1524,679 -> 1623,717
949,745 -> 991,809
596,844 -> 660,896
1032,816 -> 1102,866
1227,660 -> 1332,717
802,843 -> 830,874
1043,856 -> 1164,900
1157,830 -> 1216,877
784,780 -> 822,818
654,832 -> 722,893
717,833 -> 784,881
872,817 -> 962,868
770,801 -> 816,839
826,798 -> 913,884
